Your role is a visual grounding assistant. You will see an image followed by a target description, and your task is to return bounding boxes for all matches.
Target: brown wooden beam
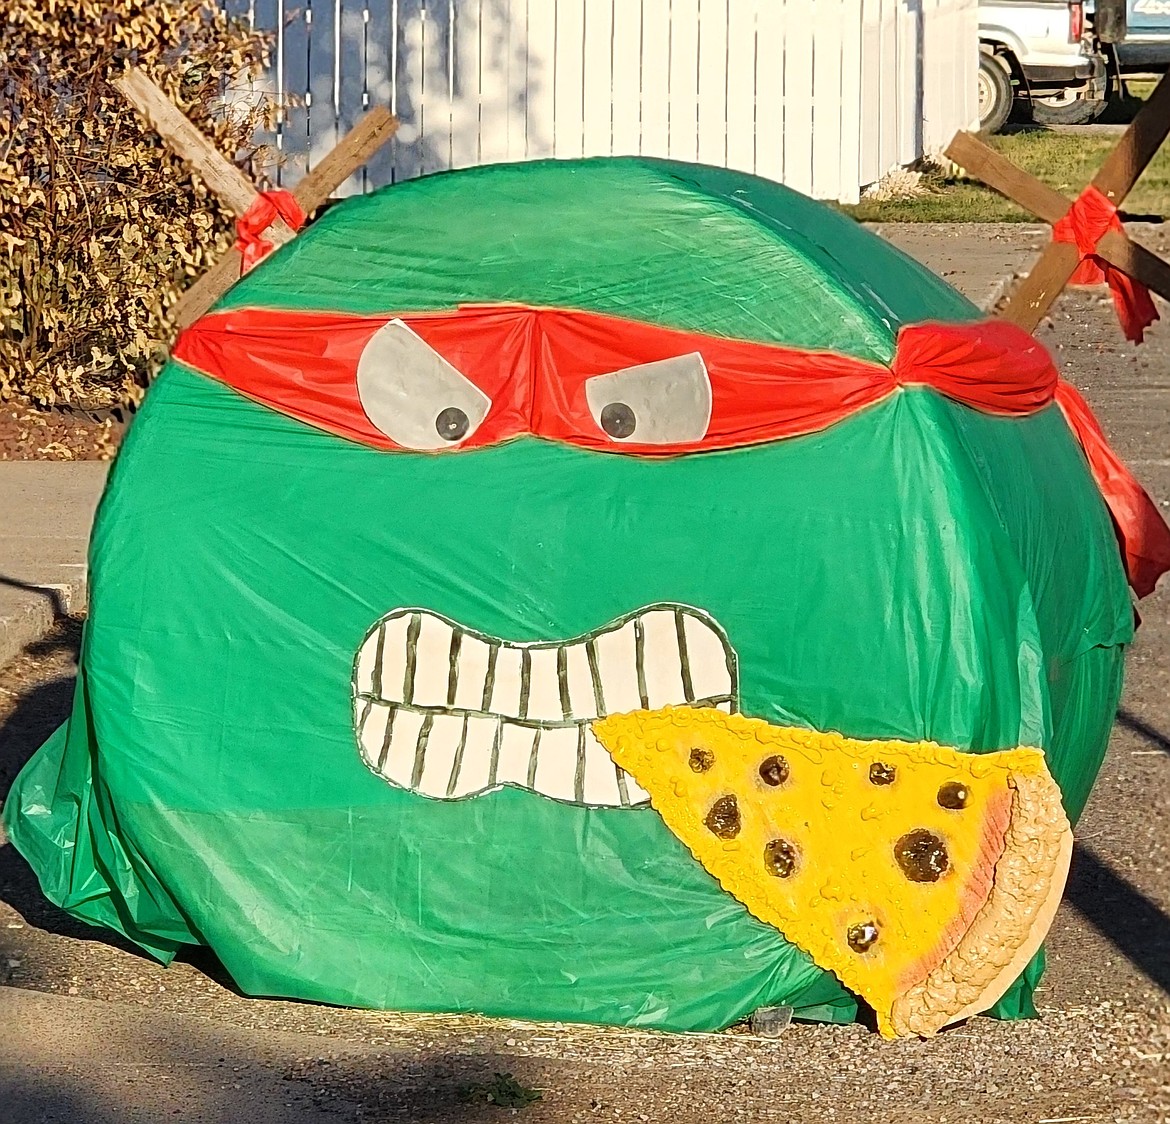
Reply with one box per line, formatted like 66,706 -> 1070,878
1092,69 -> 1170,205
997,241 -> 1084,333
115,68 -> 296,246
117,69 -> 261,216
293,106 -> 398,213
169,108 -> 400,329
169,252 -> 247,331
1097,230 -> 1170,305
944,131 -> 1071,225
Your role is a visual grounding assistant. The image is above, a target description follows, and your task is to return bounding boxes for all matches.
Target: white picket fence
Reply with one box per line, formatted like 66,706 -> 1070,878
224,0 -> 978,204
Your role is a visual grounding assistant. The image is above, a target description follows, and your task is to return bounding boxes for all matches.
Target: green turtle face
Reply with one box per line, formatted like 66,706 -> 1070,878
4,158 -> 1137,1034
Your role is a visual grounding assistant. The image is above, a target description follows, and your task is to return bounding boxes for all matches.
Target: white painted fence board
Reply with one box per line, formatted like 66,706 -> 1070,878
277,0 -> 310,186
754,0 -> 786,183
610,0 -> 643,155
639,0 -> 672,155
360,1 -> 395,188
503,0 -> 530,159
332,1 -> 371,195
476,0 -> 514,164
554,0 -> 587,158
838,0 -> 864,203
582,0 -> 614,156
307,0 -> 341,170
525,0 -> 557,158
449,0 -> 481,167
811,0 -> 845,200
667,0 -> 700,161
895,0 -> 918,165
858,0 -> 881,185
724,0 -> 756,175
392,1 -> 422,180
783,0 -> 814,195
428,1 -> 455,172
236,0 -> 978,204
696,0 -> 729,168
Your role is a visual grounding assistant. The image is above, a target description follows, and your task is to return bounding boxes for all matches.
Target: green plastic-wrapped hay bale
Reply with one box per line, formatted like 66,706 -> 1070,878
6,158 -> 1152,1032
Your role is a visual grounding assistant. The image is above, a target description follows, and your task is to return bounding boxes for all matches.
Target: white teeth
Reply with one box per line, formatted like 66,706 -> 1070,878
564,643 -> 596,718
639,608 -> 685,708
624,773 -> 652,805
409,612 -> 455,707
487,722 -> 529,788
451,634 -> 493,712
416,712 -> 467,796
448,715 -> 496,797
682,610 -> 737,704
581,730 -> 623,805
591,618 -> 643,714
352,603 -> 738,808
532,725 -> 579,802
525,646 -> 564,722
488,645 -> 523,717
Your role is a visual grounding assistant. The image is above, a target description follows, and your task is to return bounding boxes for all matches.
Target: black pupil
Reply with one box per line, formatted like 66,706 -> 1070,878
600,402 -> 637,439
435,406 -> 469,441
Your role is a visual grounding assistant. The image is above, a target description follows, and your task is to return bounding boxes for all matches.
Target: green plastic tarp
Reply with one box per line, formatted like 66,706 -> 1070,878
4,158 -> 1137,1031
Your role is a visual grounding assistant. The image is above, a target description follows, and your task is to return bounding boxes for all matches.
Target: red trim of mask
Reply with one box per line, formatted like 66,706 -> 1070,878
172,304 -> 1170,596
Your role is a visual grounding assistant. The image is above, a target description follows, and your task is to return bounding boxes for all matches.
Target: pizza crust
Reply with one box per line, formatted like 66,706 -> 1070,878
887,765 -> 1073,1037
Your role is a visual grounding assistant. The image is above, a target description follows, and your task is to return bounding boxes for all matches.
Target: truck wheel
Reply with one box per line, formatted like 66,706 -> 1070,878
978,50 -> 1013,134
1029,87 -> 1107,126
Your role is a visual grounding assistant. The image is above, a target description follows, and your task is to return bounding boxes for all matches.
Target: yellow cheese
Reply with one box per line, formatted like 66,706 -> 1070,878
592,706 -> 1072,1038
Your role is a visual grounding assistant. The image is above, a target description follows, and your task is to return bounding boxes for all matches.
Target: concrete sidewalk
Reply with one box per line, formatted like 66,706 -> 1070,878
0,463 -> 109,669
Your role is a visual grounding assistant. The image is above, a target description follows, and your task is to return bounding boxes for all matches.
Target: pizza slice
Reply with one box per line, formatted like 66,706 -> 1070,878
592,706 -> 1073,1038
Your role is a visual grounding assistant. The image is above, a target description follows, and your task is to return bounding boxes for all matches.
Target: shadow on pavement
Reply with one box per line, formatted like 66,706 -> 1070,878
2,983 -> 546,1123
0,617 -> 149,968
0,1052 -> 552,1124
1066,842 -> 1170,995
284,1054 -> 553,1122
0,616 -> 80,805
1116,706 -> 1170,755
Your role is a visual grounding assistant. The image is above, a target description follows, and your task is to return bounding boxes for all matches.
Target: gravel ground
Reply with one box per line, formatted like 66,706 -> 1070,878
1,279 -> 1169,1122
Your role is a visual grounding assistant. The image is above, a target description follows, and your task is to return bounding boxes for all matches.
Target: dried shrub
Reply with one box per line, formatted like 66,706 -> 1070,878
0,1 -> 276,408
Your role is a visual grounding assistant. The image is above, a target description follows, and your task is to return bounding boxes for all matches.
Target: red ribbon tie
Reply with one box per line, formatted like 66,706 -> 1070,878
1052,184 -> 1158,344
234,190 -> 306,273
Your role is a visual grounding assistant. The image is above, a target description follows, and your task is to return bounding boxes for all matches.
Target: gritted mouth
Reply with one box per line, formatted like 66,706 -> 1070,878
352,603 -> 739,808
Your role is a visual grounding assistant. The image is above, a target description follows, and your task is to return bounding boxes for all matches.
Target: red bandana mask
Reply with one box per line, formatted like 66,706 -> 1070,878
173,304 -> 1170,596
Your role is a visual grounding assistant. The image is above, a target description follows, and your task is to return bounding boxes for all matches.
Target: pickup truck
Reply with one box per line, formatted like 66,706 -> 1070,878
978,0 -> 1108,131
1113,0 -> 1170,69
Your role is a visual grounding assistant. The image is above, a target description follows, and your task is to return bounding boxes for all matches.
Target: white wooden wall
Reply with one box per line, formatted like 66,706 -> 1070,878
224,0 -> 977,205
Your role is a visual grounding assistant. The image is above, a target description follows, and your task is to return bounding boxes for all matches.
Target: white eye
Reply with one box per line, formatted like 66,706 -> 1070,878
356,320 -> 490,450
584,353 -> 711,444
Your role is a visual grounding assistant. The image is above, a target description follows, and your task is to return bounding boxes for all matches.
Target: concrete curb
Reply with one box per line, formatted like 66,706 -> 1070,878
0,574 -> 89,671
0,462 -> 108,670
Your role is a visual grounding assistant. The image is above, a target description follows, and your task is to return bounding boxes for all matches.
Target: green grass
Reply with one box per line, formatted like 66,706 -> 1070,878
458,1072 -> 543,1110
842,123 -> 1170,224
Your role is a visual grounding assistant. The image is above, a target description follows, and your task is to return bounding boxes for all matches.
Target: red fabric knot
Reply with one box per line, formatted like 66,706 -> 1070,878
1051,184 -> 1159,344
234,190 -> 306,273
892,319 -> 1058,413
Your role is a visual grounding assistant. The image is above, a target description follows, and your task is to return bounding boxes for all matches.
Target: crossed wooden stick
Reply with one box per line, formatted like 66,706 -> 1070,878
120,61 -> 1168,343
114,68 -> 398,330
946,71 -> 1170,335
